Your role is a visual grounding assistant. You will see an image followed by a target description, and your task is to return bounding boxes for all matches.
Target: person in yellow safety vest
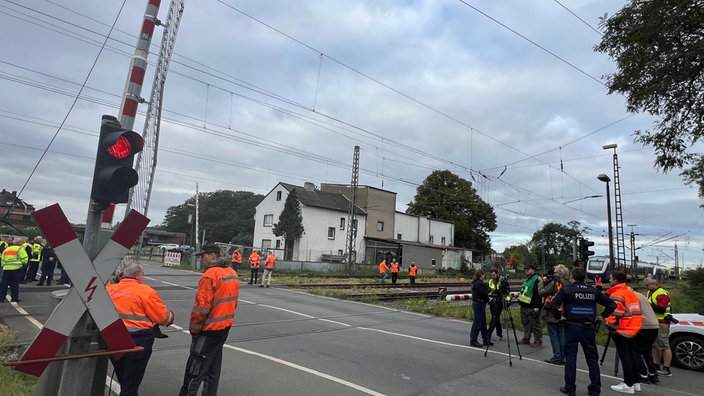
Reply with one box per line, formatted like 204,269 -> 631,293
180,243 -> 239,395
260,251 -> 276,288
107,261 -> 174,395
230,247 -> 242,274
539,264 -> 571,365
248,250 -> 261,285
0,238 -> 29,302
0,236 -> 9,278
390,259 -> 400,284
487,268 -> 506,341
518,265 -> 543,348
644,277 -> 673,377
18,240 -> 32,284
23,236 -> 43,283
408,262 -> 418,285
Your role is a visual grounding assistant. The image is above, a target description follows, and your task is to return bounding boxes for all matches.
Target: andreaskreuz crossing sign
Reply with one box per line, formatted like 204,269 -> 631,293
15,203 -> 149,377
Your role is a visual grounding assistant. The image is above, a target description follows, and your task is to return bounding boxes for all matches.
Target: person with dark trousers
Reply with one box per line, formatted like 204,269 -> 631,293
518,265 -> 543,348
23,236 -> 43,283
633,289 -> 660,387
605,271 -> 643,394
547,267 -> 615,396
0,238 -> 29,302
107,261 -> 174,396
408,262 -> 417,285
390,259 -> 399,284
180,244 -> 239,396
37,244 -> 58,286
487,268 -> 504,341
469,269 -> 492,347
248,250 -> 261,285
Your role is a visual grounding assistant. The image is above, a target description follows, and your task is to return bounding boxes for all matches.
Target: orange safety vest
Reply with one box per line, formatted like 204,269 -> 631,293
107,278 -> 174,333
265,254 -> 275,269
249,253 -> 261,269
391,262 -> 399,273
189,266 -> 239,334
231,250 -> 242,264
379,261 -> 388,273
605,282 -> 643,338
544,281 -> 563,311
409,266 -> 417,277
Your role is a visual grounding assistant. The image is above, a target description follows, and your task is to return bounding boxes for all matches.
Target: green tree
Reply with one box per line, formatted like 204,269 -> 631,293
161,190 -> 263,246
528,222 -> 579,272
594,1 -> 704,195
501,244 -> 533,270
273,188 -> 304,259
407,170 -> 496,254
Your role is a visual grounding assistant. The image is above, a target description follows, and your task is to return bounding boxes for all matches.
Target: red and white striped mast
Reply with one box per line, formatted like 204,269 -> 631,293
118,0 -> 161,131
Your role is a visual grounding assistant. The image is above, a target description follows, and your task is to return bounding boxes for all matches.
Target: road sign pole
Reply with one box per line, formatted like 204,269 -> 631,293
56,202 -> 105,396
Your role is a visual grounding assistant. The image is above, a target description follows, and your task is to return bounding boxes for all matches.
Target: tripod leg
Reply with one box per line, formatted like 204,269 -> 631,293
613,348 -> 620,376
600,333 -> 611,365
504,300 -> 522,360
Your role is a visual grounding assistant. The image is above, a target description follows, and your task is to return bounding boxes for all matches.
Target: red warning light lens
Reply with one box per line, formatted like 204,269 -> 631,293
107,136 -> 132,159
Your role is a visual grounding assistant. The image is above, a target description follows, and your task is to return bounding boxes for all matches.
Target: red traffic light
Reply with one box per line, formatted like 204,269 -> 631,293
107,136 -> 134,159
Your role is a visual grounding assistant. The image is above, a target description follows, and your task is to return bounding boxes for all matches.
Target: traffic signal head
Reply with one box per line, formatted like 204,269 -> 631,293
579,238 -> 595,261
90,115 -> 144,205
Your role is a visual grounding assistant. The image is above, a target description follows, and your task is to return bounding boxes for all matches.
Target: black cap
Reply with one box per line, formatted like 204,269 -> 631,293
195,243 -> 220,256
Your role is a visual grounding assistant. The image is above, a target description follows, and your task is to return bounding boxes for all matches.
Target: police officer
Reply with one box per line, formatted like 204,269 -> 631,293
547,267 -> 616,396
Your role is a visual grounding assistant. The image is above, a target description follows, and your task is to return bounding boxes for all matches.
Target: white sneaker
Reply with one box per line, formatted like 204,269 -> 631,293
610,382 -> 635,394
633,383 -> 641,392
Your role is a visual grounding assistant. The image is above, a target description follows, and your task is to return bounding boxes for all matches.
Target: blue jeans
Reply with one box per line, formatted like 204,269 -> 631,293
547,322 -> 565,360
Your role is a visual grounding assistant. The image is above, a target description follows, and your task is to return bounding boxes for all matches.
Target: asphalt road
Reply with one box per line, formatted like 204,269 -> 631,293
1,261 -> 701,395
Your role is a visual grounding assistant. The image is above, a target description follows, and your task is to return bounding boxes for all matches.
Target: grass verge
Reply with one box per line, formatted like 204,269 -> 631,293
0,325 -> 36,396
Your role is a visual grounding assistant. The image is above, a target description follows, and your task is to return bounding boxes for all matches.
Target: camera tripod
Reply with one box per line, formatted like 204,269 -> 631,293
484,295 -> 523,365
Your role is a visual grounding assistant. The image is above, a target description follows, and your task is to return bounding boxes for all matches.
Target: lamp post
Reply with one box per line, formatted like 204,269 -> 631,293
598,174 -> 616,271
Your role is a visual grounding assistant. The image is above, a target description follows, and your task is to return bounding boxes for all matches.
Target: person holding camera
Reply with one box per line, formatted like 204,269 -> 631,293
645,277 -> 673,377
487,268 -> 505,341
547,267 -> 615,396
539,264 -> 570,365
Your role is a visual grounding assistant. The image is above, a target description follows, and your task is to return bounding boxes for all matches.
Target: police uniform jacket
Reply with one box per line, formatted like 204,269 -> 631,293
547,281 -> 615,324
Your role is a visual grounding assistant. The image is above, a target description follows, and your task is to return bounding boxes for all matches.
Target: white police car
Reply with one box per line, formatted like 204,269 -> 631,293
670,313 -> 704,371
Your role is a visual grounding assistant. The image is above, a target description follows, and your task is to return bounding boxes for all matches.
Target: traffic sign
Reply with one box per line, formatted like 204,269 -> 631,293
15,204 -> 149,377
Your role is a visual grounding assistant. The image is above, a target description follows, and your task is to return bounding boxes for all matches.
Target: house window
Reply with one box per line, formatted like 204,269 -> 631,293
261,239 -> 272,250
376,221 -> 384,232
276,191 -> 282,201
429,235 -> 434,243
340,217 -> 345,230
263,214 -> 273,226
328,227 -> 335,239
275,240 -> 281,249
338,249 -> 344,255
397,233 -> 402,240
441,236 -> 446,245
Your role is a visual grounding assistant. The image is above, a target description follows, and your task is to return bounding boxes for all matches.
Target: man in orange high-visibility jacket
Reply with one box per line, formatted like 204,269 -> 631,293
605,271 -> 643,394
248,250 -> 261,285
181,244 -> 239,396
408,262 -> 418,285
230,247 -> 242,275
260,251 -> 276,288
390,259 -> 400,284
379,260 -> 389,283
107,261 -> 174,396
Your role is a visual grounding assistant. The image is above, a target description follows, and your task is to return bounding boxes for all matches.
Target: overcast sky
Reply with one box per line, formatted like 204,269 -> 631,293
2,0 -> 702,268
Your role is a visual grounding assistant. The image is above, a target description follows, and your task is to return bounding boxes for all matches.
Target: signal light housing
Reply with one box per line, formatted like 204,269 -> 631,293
579,238 -> 595,262
90,115 -> 144,205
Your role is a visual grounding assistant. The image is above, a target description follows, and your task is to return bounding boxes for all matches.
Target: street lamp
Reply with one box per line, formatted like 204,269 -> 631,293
597,174 -> 616,271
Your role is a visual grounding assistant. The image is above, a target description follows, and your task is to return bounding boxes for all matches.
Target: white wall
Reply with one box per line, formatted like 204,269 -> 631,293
394,212 -> 454,246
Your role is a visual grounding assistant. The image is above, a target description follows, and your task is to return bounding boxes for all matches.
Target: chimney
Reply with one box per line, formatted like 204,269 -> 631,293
12,191 -> 17,197
304,182 -> 316,191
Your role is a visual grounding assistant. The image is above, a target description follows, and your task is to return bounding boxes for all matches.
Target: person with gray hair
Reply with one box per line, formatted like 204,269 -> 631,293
107,260 -> 174,395
539,264 -> 571,365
